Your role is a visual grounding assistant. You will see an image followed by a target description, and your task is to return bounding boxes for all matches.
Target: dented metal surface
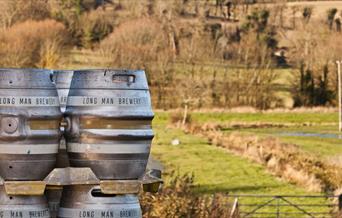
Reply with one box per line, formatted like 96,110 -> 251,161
58,185 -> 141,218
0,68 -> 62,180
65,69 -> 154,180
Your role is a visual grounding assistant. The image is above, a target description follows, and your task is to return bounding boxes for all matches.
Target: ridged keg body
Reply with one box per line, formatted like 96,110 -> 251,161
58,185 -> 141,218
0,186 -> 50,217
46,187 -> 63,218
52,70 -> 74,168
0,68 -> 62,180
65,69 -> 154,179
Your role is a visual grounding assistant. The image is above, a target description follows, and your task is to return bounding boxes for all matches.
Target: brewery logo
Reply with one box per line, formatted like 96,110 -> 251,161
0,96 -> 59,106
0,209 -> 50,218
67,96 -> 149,107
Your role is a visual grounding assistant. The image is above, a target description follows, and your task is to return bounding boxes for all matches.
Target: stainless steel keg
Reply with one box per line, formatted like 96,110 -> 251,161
46,187 -> 63,218
0,68 -> 62,180
65,69 -> 154,180
52,70 -> 74,168
0,186 -> 50,217
58,185 -> 141,218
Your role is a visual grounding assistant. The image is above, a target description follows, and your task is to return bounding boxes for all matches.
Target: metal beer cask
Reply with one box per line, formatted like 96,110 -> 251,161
52,70 -> 74,168
65,69 -> 154,180
58,185 -> 141,218
46,187 -> 63,218
0,186 -> 50,218
0,68 -> 62,180
47,70 -> 73,218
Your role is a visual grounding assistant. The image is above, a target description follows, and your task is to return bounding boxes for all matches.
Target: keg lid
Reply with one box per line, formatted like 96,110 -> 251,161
70,69 -> 149,90
0,68 -> 55,89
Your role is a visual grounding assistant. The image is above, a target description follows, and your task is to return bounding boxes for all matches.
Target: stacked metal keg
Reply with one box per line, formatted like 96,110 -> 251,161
0,68 -> 157,218
0,69 -> 60,217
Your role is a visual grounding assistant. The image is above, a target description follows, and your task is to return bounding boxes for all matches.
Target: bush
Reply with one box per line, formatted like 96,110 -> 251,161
80,9 -> 115,48
0,0 -> 50,28
170,110 -> 192,125
0,19 -> 68,68
327,8 -> 338,29
99,18 -> 172,69
140,173 -> 235,218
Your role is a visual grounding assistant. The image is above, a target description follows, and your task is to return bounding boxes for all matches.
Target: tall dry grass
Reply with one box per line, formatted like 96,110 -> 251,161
0,19 -> 68,68
0,0 -> 50,29
140,173 -> 237,218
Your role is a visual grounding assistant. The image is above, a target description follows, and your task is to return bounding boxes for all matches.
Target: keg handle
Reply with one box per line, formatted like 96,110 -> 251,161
112,74 -> 135,85
49,70 -> 55,84
89,187 -> 116,198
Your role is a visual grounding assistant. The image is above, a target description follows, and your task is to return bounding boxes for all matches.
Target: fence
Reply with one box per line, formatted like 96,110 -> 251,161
230,194 -> 342,218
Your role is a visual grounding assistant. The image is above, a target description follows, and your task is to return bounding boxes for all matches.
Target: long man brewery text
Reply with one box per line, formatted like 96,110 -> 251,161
68,96 -> 148,106
0,209 -> 50,218
0,97 -> 58,106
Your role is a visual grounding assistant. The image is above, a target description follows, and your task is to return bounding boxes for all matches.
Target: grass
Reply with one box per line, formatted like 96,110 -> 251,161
191,110 -> 342,159
152,111 -> 340,193
152,113 -> 326,194
238,127 -> 342,157
61,49 -> 112,69
151,112 -> 331,215
191,111 -> 338,124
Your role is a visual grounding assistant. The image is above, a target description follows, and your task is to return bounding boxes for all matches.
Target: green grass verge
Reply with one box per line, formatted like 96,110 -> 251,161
191,112 -> 338,124
151,112 -> 330,215
192,110 -> 342,160
152,112 -> 316,195
224,127 -> 342,157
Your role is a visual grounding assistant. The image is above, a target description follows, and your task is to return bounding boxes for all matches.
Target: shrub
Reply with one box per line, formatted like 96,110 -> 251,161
140,173 -> 235,218
170,110 -> 192,125
0,0 -> 50,28
0,19 -> 68,68
99,18 -> 172,69
327,8 -> 338,29
302,6 -> 313,23
80,9 -> 115,48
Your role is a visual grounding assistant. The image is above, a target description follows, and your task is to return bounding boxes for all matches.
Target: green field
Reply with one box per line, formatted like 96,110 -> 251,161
191,111 -> 338,124
151,112 -> 333,215
190,111 -> 342,160
152,113 -> 306,195
226,126 -> 342,157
